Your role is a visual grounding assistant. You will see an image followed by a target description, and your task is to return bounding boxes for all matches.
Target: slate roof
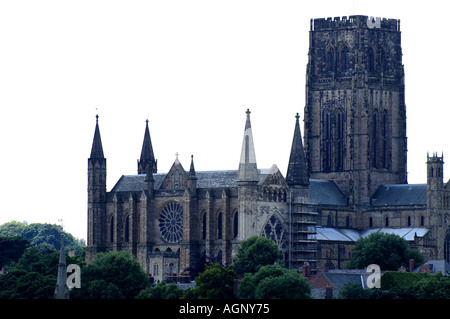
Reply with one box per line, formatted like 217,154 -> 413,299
109,170 -> 349,206
110,170 -> 253,192
308,179 -> 347,206
315,226 -> 429,243
371,184 -> 427,206
413,260 -> 450,276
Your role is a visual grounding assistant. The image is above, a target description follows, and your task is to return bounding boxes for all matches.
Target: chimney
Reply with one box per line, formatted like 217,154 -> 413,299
302,262 -> 311,277
409,259 -> 415,272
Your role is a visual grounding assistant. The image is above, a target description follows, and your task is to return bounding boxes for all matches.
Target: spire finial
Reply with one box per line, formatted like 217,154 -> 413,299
295,113 -> 300,121
246,109 -> 251,117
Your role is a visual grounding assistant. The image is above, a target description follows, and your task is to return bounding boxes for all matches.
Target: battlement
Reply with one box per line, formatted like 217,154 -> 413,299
427,152 -> 444,163
311,15 -> 400,32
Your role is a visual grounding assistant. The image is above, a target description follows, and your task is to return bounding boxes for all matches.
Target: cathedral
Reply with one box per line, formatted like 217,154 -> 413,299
86,15 -> 450,281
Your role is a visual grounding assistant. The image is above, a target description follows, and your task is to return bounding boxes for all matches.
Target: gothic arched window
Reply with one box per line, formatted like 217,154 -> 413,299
202,212 -> 207,240
336,111 -> 345,171
110,216 -> 114,243
233,211 -> 239,239
217,212 -> 223,240
382,110 -> 388,168
326,47 -> 335,76
327,214 -> 333,227
340,46 -> 350,75
323,111 -> 332,172
124,215 -> 130,242
368,47 -> 376,72
380,49 -> 387,72
262,215 -> 287,260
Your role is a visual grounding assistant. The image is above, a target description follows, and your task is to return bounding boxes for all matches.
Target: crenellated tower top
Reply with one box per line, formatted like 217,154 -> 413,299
310,15 -> 400,32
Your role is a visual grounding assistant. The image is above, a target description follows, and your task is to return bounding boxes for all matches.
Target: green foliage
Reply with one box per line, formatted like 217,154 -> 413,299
0,247 -> 59,299
87,280 -> 124,299
413,273 -> 450,299
346,232 -> 424,270
71,251 -> 149,299
187,263 -> 237,299
232,236 -> 282,275
239,264 -> 287,298
338,282 -> 372,299
0,236 -> 29,267
0,221 -> 85,256
380,271 -> 431,290
254,270 -> 311,299
137,281 -> 185,299
339,272 -> 450,299
239,264 -> 311,299
0,221 -> 27,237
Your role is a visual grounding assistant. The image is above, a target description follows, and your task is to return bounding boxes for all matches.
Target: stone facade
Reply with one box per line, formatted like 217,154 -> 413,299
86,110 -> 317,280
86,15 -> 450,277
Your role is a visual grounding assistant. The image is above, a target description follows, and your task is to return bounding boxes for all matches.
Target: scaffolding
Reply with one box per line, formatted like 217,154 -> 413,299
288,191 -> 318,272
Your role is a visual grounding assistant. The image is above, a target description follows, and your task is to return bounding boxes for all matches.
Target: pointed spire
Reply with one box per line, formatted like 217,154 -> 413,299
238,109 -> 258,183
90,115 -> 104,160
188,155 -> 196,179
138,119 -> 157,174
188,155 -> 197,191
286,113 -> 309,187
54,235 -> 69,299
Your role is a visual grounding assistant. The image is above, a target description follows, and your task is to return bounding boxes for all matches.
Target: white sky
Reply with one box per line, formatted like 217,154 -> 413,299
1,0 -> 449,241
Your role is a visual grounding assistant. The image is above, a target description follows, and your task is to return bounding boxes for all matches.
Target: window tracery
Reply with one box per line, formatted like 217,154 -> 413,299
159,202 -> 183,243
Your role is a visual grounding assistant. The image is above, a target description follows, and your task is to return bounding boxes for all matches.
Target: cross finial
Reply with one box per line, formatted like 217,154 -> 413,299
175,152 -> 179,160
295,113 -> 300,121
246,109 -> 251,117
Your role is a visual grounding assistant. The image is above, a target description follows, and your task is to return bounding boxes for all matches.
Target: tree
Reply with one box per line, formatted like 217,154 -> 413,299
0,236 -> 29,267
239,264 -> 311,299
239,264 -> 287,298
71,251 -> 149,299
232,236 -> 282,275
0,247 -> 61,299
338,281 -> 372,299
413,273 -> 450,299
0,221 -> 85,256
346,232 -> 424,270
255,270 -> 311,299
137,281 -> 185,299
186,263 -> 237,299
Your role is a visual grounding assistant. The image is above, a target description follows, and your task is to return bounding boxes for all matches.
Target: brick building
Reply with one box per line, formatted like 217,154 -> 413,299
86,15 -> 450,278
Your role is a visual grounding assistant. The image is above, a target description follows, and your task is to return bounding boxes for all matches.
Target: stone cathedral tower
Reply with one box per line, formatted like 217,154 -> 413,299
304,16 -> 407,207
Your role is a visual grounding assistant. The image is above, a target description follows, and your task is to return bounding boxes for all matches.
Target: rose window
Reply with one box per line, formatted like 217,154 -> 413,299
159,202 -> 183,243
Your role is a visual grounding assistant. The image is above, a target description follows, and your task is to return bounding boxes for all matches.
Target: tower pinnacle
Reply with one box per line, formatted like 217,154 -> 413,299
138,119 -> 157,174
238,109 -> 258,183
286,113 -> 309,187
90,114 -> 104,160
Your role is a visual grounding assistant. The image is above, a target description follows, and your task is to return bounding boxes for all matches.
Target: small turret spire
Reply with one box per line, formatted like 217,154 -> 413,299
286,113 -> 309,187
138,119 -> 157,174
189,155 -> 196,178
90,114 -> 104,160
